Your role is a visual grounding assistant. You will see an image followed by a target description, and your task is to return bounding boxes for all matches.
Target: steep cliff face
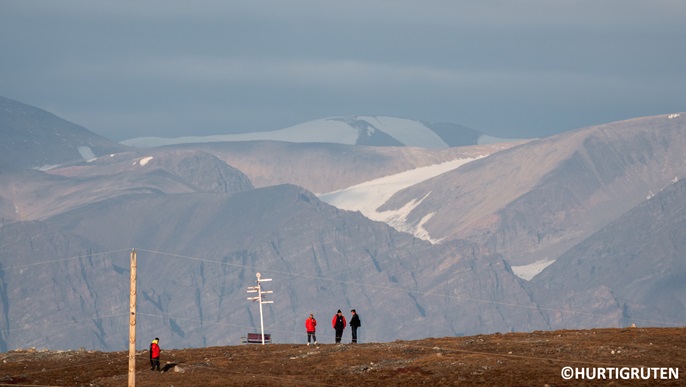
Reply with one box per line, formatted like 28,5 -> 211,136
0,184 -> 544,350
0,221 -> 125,352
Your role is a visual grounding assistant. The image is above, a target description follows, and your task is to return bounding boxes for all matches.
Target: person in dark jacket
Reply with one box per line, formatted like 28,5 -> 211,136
149,338 -> 161,371
305,313 -> 317,345
331,309 -> 346,344
350,309 -> 361,343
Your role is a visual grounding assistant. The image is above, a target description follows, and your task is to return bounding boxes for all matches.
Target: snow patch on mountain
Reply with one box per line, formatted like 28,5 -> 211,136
138,156 -> 153,166
35,164 -> 61,171
77,146 -> 96,161
120,118 -> 362,147
378,194 -> 444,244
510,258 -> 556,280
318,158 -> 477,242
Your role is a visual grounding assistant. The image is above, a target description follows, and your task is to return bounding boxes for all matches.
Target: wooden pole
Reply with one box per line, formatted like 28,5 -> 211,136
128,249 -> 137,387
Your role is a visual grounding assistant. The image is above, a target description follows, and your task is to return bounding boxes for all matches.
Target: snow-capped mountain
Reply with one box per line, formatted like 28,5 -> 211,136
373,113 -> 686,271
1,97 -> 684,352
121,116 -> 490,148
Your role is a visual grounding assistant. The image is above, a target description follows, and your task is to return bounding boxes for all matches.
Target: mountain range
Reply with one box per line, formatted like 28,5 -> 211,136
0,96 -> 683,351
120,116 -> 492,149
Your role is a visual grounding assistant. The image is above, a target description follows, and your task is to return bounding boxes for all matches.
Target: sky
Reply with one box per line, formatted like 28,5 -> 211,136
1,0 -> 685,142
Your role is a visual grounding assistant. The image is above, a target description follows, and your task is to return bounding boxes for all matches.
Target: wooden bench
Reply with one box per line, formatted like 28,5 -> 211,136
241,333 -> 271,344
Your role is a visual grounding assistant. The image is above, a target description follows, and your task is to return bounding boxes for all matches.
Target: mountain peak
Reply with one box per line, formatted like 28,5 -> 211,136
0,97 -> 129,170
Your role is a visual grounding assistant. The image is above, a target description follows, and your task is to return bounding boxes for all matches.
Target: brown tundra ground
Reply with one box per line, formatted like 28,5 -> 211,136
1,327 -> 684,386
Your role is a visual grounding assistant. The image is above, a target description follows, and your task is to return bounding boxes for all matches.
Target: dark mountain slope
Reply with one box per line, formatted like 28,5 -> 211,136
0,185 -> 545,350
423,121 -> 482,146
0,97 -> 129,170
0,221 -> 120,352
530,178 -> 686,329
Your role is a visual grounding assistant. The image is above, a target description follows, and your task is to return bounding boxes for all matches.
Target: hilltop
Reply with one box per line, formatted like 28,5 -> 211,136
1,327 -> 683,386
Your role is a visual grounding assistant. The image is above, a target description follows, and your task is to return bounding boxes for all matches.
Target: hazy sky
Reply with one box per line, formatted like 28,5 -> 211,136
1,0 -> 685,141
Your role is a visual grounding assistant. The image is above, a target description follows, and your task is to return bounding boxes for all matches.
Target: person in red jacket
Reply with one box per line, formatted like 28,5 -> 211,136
305,313 -> 317,346
149,338 -> 161,371
332,309 -> 346,344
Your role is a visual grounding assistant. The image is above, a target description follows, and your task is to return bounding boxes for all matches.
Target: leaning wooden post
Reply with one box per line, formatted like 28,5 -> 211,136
128,249 -> 137,387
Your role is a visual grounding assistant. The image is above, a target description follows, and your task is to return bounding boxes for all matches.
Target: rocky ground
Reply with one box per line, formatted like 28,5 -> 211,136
1,327 -> 684,386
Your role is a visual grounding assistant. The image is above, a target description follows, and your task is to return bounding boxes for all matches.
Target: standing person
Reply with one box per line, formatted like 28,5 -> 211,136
305,313 -> 317,346
332,309 -> 346,344
149,337 -> 161,371
350,309 -> 361,343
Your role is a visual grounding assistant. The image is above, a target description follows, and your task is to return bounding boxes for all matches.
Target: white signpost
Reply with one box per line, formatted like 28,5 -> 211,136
246,272 -> 274,345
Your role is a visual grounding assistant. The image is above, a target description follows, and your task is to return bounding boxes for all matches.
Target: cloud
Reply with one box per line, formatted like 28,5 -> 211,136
56,55 -> 470,88
8,0 -> 685,30
57,51 -> 663,96
1,0 -> 684,141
